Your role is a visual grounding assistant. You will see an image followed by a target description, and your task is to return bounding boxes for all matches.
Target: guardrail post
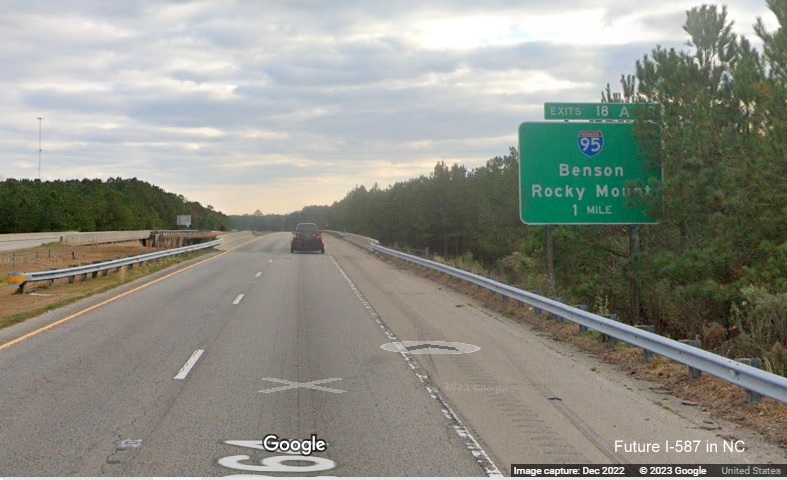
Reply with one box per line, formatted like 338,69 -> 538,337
635,325 -> 656,362
367,241 -> 787,404
680,340 -> 702,378
91,261 -> 101,278
6,239 -> 221,292
573,305 -> 589,332
736,358 -> 763,404
533,291 -> 543,315
552,297 -> 564,322
602,314 -> 619,345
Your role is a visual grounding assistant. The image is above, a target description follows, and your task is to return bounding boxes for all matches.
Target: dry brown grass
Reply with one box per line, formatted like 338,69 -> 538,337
1,241 -> 207,329
379,254 -> 787,450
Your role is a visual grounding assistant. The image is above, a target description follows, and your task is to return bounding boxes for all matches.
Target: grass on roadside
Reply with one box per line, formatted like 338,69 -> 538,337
378,253 -> 787,450
0,251 -> 208,330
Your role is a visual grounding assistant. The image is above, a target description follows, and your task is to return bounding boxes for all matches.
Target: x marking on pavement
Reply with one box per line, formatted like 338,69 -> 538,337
258,377 -> 345,394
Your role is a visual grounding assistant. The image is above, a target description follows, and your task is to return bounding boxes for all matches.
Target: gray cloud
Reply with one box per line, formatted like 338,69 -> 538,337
0,0 -> 773,214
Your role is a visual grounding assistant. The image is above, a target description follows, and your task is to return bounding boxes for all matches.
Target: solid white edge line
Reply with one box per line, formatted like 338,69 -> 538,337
174,349 -> 205,380
327,253 -> 503,477
233,294 -> 245,304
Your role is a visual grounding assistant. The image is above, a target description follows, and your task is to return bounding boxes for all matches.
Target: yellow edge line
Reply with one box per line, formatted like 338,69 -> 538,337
0,250 -> 229,353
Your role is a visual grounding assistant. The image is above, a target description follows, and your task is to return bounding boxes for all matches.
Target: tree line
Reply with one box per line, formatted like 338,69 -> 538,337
0,177 -> 228,232
239,3 -> 786,373
230,205 -> 331,233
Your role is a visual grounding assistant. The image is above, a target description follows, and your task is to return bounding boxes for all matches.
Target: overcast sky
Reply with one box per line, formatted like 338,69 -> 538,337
0,1 -> 778,215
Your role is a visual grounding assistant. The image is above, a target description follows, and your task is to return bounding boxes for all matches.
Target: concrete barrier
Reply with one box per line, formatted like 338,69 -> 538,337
60,231 -> 152,246
0,231 -> 77,243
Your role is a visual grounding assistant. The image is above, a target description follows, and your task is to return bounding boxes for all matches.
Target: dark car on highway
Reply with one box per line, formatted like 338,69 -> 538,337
291,223 -> 325,254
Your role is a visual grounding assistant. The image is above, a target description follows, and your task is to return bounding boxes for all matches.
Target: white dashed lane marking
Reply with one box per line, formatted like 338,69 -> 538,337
174,349 -> 205,380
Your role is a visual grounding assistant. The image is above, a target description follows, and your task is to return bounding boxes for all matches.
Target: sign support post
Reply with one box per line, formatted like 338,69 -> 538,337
546,225 -> 555,290
519,101 -> 662,322
629,224 -> 640,324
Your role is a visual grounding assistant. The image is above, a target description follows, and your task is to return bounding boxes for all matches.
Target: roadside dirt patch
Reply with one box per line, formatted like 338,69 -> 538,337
0,242 -> 208,329
377,254 -> 787,451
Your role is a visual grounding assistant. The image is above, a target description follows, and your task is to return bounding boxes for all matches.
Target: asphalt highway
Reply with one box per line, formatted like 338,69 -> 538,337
0,233 -> 783,476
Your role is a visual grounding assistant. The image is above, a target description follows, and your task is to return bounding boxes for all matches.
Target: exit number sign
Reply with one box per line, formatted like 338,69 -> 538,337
544,103 -> 660,121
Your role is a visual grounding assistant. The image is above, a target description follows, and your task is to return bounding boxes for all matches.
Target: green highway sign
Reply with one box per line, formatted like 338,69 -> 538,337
544,102 -> 660,121
518,122 -> 661,225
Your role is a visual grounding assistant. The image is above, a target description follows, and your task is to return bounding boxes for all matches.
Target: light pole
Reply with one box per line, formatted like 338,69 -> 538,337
37,117 -> 44,180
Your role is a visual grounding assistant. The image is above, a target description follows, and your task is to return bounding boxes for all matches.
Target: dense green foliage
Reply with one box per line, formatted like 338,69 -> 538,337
250,3 -> 786,372
327,152 -> 526,264
229,205 -> 330,233
0,177 -> 228,232
621,3 -> 787,369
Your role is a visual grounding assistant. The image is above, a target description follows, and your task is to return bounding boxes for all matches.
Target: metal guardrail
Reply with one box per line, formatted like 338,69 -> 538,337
322,230 -> 376,251
367,242 -> 787,405
151,230 -> 202,236
7,238 -> 223,291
